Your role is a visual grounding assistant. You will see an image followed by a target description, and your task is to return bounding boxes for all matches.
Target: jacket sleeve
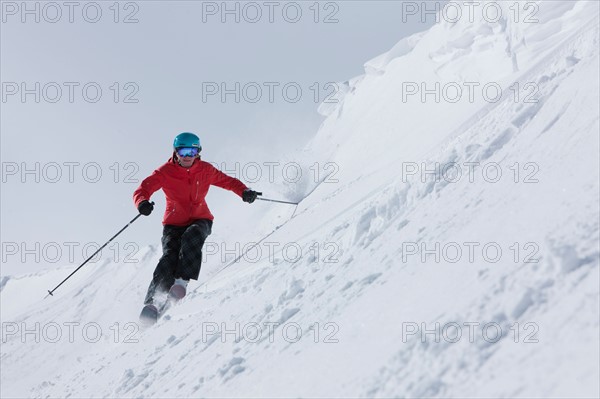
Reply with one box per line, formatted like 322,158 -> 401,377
209,164 -> 248,197
133,169 -> 165,208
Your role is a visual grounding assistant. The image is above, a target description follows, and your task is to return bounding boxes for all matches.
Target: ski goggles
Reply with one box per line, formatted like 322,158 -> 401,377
176,147 -> 200,157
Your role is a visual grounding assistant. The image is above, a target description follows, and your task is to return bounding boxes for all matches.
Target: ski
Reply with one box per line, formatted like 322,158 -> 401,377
138,283 -> 186,326
139,303 -> 160,326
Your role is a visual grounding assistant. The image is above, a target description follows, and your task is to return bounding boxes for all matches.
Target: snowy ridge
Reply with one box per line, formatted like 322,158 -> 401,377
1,1 -> 599,397
311,1 -> 598,179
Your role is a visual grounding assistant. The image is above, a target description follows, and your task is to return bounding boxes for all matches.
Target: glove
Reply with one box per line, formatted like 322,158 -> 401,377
138,200 -> 154,216
242,189 -> 259,204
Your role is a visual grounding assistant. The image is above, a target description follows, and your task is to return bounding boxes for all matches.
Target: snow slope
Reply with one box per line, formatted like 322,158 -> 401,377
2,1 -> 599,397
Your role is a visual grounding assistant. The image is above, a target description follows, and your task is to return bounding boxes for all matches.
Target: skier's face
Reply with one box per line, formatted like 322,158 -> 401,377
175,152 -> 197,168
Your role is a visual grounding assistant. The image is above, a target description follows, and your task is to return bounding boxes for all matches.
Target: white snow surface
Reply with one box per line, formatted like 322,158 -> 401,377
2,1 -> 599,397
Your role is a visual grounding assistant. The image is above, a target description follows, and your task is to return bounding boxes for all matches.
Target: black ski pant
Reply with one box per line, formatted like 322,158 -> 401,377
144,219 -> 213,305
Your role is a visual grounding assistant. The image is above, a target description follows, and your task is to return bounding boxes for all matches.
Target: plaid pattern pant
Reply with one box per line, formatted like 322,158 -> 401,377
144,219 -> 213,305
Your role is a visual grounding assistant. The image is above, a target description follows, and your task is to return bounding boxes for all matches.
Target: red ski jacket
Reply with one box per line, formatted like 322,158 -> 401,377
133,156 -> 248,226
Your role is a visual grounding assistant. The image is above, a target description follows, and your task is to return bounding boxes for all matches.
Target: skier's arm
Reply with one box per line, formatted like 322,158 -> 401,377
209,164 -> 248,197
133,169 -> 165,208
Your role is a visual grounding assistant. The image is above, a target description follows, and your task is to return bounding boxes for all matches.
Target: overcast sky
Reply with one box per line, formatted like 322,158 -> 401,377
1,1 -> 438,275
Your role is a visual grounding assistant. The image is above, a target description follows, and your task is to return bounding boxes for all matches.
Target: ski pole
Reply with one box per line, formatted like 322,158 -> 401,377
257,197 -> 299,205
255,193 -> 299,205
45,203 -> 153,298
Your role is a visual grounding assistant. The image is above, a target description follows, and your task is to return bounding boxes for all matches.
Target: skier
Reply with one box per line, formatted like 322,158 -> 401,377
134,132 -> 259,321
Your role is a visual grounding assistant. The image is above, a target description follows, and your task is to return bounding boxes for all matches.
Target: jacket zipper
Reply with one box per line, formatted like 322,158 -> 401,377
166,206 -> 176,218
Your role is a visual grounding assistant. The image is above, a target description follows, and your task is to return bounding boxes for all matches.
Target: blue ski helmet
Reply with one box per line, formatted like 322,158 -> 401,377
173,132 -> 201,151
